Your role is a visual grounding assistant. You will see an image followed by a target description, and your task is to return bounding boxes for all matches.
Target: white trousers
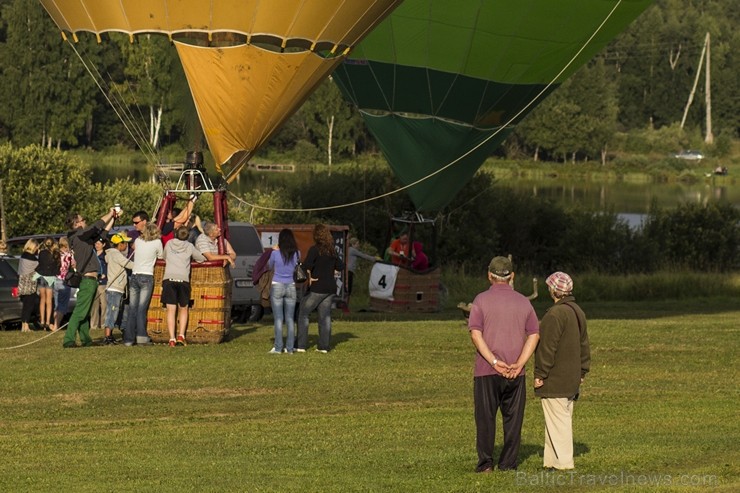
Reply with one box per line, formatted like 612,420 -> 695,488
541,397 -> 575,469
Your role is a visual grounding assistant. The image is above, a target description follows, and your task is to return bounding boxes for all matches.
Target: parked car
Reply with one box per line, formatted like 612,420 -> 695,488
227,222 -> 267,322
0,255 -> 23,329
674,150 -> 704,160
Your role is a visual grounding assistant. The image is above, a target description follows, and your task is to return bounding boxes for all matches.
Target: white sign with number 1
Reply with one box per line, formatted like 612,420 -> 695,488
261,232 -> 279,249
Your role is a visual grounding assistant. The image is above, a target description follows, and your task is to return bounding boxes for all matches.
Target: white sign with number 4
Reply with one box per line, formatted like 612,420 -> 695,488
368,263 -> 399,301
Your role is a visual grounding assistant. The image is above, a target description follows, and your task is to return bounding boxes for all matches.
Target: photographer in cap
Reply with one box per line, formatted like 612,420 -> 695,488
534,272 -> 591,470
63,207 -> 118,348
468,256 -> 540,472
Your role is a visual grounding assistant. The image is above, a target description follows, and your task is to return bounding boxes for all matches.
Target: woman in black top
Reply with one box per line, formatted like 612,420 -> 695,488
295,224 -> 344,353
36,237 -> 60,331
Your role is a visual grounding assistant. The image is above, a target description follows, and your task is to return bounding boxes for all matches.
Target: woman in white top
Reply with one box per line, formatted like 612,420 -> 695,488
124,223 -> 163,346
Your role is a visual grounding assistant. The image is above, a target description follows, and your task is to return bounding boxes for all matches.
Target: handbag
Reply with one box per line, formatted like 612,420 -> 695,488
17,273 -> 37,295
293,262 -> 307,283
64,244 -> 95,288
64,270 -> 83,288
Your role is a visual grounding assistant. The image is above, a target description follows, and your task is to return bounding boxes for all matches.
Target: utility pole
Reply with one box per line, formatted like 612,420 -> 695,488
680,32 -> 713,143
704,32 -> 713,144
680,33 -> 707,131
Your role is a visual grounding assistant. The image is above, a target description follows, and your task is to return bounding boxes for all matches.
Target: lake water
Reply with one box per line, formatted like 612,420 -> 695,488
92,164 -> 739,219
494,176 -> 739,213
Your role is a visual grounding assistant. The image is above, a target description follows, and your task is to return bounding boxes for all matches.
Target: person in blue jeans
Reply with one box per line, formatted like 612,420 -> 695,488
267,229 -> 299,354
104,232 -> 134,344
124,223 -> 162,346
296,224 -> 345,353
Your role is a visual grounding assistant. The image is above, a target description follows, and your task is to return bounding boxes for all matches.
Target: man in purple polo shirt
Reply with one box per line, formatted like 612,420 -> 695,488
468,256 -> 540,473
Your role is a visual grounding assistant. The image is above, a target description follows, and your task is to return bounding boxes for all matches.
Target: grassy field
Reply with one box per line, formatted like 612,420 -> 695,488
0,299 -> 738,492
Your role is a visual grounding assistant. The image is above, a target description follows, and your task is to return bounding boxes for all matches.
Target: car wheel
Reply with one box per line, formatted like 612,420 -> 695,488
247,304 -> 264,322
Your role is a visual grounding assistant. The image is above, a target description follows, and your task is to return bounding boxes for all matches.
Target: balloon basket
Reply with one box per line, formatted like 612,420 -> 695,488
146,261 -> 232,344
370,267 -> 441,313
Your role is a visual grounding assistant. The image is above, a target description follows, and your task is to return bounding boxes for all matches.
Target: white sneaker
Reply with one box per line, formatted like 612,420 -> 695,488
316,349 -> 328,354
268,347 -> 281,354
294,348 -> 306,353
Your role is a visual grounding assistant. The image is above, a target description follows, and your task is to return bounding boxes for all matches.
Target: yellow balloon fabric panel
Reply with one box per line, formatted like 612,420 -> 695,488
175,42 -> 342,178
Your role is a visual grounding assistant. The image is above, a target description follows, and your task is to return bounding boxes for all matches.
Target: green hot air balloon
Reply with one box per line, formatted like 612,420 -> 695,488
334,0 -> 654,211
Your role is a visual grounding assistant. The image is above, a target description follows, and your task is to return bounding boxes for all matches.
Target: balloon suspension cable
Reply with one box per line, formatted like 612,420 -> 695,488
230,1 -> 625,214
63,37 -> 164,173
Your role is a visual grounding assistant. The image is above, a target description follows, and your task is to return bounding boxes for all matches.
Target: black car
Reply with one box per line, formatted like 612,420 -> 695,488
0,255 -> 23,329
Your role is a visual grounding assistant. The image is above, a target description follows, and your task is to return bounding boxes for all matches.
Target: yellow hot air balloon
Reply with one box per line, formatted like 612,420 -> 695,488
40,0 -> 402,182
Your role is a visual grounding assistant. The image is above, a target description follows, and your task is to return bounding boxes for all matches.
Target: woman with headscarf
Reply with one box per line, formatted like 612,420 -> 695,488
534,272 -> 591,470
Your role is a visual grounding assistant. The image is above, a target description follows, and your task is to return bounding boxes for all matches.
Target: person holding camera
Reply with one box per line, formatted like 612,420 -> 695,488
62,207 -> 117,348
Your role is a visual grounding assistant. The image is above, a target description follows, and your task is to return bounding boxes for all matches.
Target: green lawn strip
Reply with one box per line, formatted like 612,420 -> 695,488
0,312 -> 737,492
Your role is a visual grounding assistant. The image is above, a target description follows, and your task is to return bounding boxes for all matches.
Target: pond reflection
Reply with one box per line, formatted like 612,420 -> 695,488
91,162 -> 738,214
498,177 -> 739,213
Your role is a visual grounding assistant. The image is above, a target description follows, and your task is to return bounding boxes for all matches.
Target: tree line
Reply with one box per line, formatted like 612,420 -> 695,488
0,0 -> 737,162
3,146 -> 738,275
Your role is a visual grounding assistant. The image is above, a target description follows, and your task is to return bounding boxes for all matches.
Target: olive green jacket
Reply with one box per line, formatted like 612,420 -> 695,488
534,296 -> 590,398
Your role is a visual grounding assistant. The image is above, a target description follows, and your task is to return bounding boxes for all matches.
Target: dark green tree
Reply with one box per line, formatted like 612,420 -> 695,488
0,0 -> 98,148
0,144 -> 94,236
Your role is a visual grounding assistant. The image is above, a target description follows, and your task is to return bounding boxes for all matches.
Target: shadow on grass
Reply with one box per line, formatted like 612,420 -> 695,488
575,441 -> 590,457
226,323 -> 359,351
507,441 -> 589,468
225,323 -> 260,341
345,298 -> 740,322
302,331 -> 358,351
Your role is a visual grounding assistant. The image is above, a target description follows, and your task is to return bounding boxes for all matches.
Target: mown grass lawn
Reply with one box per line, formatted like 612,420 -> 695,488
0,301 -> 737,492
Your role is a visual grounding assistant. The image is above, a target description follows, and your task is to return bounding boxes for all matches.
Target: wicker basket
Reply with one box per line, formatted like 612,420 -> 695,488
145,262 -> 232,344
191,261 -> 231,284
149,289 -> 164,309
187,308 -> 230,344
146,307 -> 231,344
146,306 -> 169,343
153,262 -> 165,287
191,282 -> 231,310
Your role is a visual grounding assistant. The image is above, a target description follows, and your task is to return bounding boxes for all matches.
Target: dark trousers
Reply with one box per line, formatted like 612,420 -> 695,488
296,291 -> 334,351
474,374 -> 527,471
21,294 -> 39,323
